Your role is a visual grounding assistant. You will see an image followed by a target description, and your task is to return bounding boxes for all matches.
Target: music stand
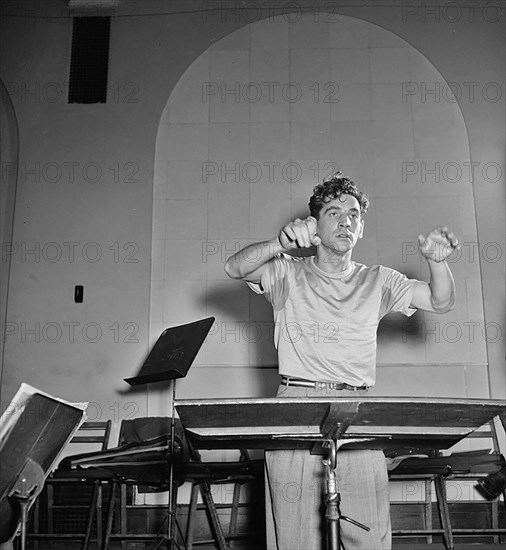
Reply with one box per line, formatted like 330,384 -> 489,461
0,384 -> 87,550
124,317 -> 215,549
175,396 -> 506,550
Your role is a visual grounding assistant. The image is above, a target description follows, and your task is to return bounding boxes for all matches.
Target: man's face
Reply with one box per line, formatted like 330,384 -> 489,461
316,194 -> 364,254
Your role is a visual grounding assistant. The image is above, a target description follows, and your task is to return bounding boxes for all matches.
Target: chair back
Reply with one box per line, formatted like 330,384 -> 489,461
69,421 -> 112,451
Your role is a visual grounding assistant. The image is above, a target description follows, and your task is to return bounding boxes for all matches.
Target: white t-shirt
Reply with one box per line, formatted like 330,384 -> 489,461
248,254 -> 420,386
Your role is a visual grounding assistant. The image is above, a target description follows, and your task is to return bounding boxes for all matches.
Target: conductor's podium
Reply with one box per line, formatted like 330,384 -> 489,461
176,396 -> 506,550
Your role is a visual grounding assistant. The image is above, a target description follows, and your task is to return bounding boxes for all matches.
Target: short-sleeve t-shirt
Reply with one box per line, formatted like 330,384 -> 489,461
248,254 -> 420,387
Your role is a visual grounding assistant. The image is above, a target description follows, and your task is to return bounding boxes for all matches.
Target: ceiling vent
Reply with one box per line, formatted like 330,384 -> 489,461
68,16 -> 111,104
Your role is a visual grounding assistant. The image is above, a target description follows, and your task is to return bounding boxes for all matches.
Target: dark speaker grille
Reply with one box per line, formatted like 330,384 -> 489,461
69,17 -> 111,104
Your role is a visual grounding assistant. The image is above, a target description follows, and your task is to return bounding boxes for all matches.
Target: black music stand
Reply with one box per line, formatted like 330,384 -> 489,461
124,317 -> 215,550
0,385 -> 86,550
175,396 -> 506,550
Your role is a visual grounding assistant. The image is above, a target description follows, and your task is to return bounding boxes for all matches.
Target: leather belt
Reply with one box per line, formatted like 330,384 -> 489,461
280,376 -> 369,391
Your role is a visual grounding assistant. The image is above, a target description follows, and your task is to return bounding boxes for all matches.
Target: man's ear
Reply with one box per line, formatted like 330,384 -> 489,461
358,219 -> 364,239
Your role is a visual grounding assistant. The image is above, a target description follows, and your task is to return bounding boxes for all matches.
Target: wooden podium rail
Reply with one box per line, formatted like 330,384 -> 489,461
175,396 -> 506,455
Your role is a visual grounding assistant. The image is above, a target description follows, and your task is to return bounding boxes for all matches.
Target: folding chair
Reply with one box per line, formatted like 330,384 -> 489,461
390,415 -> 506,549
97,418 -> 262,550
30,420 -> 113,550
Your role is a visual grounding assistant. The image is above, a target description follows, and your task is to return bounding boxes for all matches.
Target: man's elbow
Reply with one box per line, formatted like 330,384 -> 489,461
224,259 -> 242,280
431,296 -> 455,314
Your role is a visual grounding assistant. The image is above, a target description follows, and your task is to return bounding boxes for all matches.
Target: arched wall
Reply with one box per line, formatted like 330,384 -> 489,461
0,80 -> 19,400
150,13 -> 485,415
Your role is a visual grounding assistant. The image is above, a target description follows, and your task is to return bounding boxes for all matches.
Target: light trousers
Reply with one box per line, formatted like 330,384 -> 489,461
265,385 -> 391,550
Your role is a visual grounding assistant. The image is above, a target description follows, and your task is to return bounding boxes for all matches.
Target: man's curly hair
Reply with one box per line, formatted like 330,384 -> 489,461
309,171 -> 369,219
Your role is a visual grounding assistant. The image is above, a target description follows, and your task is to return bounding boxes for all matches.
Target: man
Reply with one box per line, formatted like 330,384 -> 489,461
224,172 -> 459,549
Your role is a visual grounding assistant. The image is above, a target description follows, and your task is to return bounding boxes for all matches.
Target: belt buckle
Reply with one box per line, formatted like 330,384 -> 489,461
328,382 -> 339,390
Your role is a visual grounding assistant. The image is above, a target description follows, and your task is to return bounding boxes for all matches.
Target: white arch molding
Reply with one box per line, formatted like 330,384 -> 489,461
0,79 -> 20,398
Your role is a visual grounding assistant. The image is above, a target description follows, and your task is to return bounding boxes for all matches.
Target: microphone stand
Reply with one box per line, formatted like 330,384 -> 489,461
323,440 -> 370,550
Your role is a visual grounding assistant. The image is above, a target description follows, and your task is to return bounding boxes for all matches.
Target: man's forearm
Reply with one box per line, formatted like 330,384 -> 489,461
224,237 -> 283,279
427,259 -> 456,312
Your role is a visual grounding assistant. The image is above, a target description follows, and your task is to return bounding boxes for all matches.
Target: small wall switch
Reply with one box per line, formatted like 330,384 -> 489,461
74,285 -> 84,303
